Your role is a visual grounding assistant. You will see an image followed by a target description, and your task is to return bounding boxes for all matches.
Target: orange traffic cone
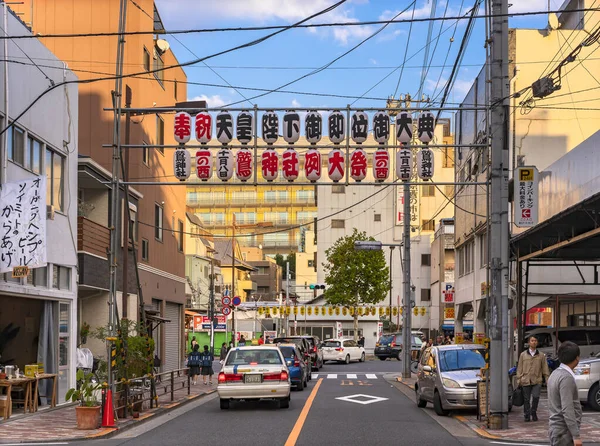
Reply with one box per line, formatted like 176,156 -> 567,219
102,389 -> 115,427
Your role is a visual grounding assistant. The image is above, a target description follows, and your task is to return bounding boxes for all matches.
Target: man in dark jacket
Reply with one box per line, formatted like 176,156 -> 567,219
517,335 -> 550,422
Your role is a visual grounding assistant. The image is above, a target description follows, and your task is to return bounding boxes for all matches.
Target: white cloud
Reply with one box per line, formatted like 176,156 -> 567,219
156,0 -> 372,45
379,2 -> 434,22
291,98 -> 302,108
189,94 -> 229,108
424,75 -> 473,99
369,58 -> 377,65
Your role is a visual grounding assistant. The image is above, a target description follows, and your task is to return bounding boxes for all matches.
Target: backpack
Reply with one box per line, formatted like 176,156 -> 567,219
201,351 -> 212,367
188,352 -> 201,367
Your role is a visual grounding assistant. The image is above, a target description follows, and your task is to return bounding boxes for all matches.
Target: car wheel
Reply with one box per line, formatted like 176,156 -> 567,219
416,387 -> 427,408
433,391 -> 449,416
279,396 -> 290,409
588,383 -> 600,411
379,357 -> 387,361
297,378 -> 304,391
220,399 -> 230,410
410,361 -> 419,374
360,352 -> 366,362
345,354 -> 350,364
396,351 -> 402,361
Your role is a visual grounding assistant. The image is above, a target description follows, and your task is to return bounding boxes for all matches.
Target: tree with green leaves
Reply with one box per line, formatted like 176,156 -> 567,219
323,229 -> 390,340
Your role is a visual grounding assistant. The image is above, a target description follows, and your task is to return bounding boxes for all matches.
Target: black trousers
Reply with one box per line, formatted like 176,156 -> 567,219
522,384 -> 541,417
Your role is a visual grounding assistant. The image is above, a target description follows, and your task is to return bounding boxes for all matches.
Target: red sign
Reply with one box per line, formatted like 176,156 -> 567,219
222,296 -> 232,306
522,209 -> 531,218
193,315 -> 226,331
196,149 -> 212,181
222,306 -> 232,316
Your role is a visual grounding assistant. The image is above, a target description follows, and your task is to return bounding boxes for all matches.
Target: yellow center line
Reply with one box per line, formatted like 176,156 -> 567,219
284,378 -> 323,446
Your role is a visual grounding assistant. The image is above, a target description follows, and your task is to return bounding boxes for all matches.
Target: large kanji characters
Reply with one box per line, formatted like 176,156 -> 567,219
396,111 -> 413,144
417,148 -> 434,180
216,148 -> 234,181
417,111 -> 435,143
283,111 -> 300,143
372,111 -> 390,144
236,148 -> 253,182
216,111 -> 233,144
195,112 -> 212,143
328,111 -> 345,144
282,147 -> 299,181
305,111 -> 322,144
351,111 -> 368,143
305,148 -> 321,182
262,149 -> 279,182
350,148 -> 367,182
173,148 -> 191,180
373,148 -> 389,182
396,148 -> 412,182
236,111 -> 253,145
262,111 -> 278,144
173,112 -> 191,144
196,149 -> 213,181
328,149 -> 345,182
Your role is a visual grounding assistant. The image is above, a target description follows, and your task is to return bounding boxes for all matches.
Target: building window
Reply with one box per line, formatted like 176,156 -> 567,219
33,266 -> 47,287
331,219 -> 345,229
422,185 -> 435,197
28,135 -> 42,173
7,125 -> 25,166
445,185 -> 454,197
421,254 -> 431,266
232,190 -> 257,204
422,219 -> 435,231
143,47 -> 150,71
178,219 -> 184,252
129,204 -> 137,242
295,189 -> 314,203
46,148 -> 65,212
296,211 -> 316,223
142,142 -> 149,166
52,265 -> 71,290
308,260 -> 314,268
155,204 -> 163,241
156,115 -> 164,154
153,48 -> 164,85
264,212 -> 288,225
459,240 -> 475,277
374,213 -> 381,222
141,239 -> 149,261
421,289 -> 431,301
442,147 -> 454,168
480,233 -> 488,267
332,185 -> 345,194
234,212 -> 257,224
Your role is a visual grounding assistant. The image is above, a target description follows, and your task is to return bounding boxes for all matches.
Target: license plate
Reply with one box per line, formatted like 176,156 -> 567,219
244,374 -> 262,384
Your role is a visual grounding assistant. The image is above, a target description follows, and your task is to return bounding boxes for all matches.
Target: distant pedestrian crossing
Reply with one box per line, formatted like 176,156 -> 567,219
312,373 -> 379,380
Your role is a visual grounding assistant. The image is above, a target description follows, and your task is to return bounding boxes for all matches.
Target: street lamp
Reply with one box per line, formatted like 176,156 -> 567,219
354,240 -> 412,378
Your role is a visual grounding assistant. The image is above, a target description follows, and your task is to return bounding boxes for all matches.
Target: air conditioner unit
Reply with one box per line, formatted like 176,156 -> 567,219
47,205 -> 55,220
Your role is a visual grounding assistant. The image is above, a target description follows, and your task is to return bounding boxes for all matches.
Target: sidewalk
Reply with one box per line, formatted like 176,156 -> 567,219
0,381 -> 216,443
398,376 -> 600,444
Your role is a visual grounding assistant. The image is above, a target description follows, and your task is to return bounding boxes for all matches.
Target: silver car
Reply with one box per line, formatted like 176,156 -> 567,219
416,344 -> 498,416
217,346 -> 291,410
574,352 -> 600,411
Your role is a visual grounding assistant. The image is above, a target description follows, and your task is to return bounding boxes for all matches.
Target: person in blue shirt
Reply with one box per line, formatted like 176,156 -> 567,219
200,345 -> 214,385
187,344 -> 201,385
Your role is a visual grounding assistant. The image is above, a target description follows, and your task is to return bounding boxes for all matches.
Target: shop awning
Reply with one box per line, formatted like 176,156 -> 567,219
185,310 -> 200,316
441,325 -> 455,330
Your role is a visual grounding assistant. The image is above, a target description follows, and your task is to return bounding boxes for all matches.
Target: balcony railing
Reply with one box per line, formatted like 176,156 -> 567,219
77,216 -> 110,258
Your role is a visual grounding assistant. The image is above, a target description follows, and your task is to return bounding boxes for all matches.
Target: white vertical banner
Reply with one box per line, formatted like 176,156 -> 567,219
514,166 -> 539,227
336,321 -> 343,338
0,177 -> 47,273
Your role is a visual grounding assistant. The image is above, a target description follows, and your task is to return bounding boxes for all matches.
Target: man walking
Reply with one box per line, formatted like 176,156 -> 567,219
516,335 -> 550,422
547,341 -> 582,446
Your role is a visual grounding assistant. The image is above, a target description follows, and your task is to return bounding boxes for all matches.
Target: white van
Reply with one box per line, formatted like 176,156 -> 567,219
525,327 -> 600,359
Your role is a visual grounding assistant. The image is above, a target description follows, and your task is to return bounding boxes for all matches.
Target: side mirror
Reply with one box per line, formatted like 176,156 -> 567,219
423,365 -> 432,373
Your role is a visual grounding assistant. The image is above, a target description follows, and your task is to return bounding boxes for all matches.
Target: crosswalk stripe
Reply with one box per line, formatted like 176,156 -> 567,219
347,374 -> 357,379
365,374 -> 377,379
311,373 -> 319,379
327,374 -> 338,379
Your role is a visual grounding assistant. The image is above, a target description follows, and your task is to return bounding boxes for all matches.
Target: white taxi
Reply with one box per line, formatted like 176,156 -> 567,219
217,346 -> 291,409
322,338 -> 366,364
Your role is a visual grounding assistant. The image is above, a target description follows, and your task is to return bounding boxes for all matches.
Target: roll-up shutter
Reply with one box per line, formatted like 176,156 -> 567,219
164,302 -> 181,371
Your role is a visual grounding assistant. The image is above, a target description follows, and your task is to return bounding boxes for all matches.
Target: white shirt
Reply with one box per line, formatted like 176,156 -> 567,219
529,348 -> 537,357
559,363 -> 576,379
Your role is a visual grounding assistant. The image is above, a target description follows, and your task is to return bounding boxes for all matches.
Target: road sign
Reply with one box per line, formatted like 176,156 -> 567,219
222,306 -> 232,316
222,296 -> 232,306
354,241 -> 382,251
232,296 -> 242,306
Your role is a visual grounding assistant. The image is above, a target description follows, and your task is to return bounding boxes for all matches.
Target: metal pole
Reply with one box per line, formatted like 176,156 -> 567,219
1,2 -> 8,186
389,247 -> 394,329
210,258 -> 215,355
107,0 -> 127,395
122,86 -> 131,319
488,0 -> 510,430
402,179 -> 412,379
286,261 -> 290,335
232,214 -> 236,347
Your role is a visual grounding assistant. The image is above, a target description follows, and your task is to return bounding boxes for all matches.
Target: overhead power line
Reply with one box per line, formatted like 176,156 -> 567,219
2,8 -> 598,39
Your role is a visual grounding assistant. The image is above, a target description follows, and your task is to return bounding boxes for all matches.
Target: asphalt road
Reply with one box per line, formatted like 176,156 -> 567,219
50,360 -> 550,446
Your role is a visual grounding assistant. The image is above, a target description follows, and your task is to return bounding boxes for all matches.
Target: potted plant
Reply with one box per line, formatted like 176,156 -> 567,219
65,369 -> 102,430
80,322 -> 90,345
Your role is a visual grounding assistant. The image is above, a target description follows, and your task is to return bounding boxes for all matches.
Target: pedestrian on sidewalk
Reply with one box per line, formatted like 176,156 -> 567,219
516,335 -> 550,422
258,335 -> 265,345
547,341 -> 582,446
190,336 -> 198,352
200,345 -> 214,385
187,344 -> 201,385
239,335 -> 246,346
220,342 -> 228,365
358,336 -> 365,347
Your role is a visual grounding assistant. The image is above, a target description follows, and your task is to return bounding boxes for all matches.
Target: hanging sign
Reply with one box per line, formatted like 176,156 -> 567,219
305,111 -> 322,144
282,147 -> 300,181
328,111 -> 345,144
444,308 -> 455,319
373,148 -> 390,182
173,112 -> 192,144
236,111 -> 254,145
173,147 -> 191,181
305,148 -> 321,182
283,111 -> 300,143
350,111 -> 368,143
350,148 -> 367,182
372,111 -> 390,144
195,112 -> 212,143
262,149 -> 279,182
215,148 -> 234,181
396,148 -> 412,181
216,111 -> 234,144
236,148 -> 253,182
514,166 -> 539,227
262,111 -> 279,144
328,149 -> 345,182
396,111 -> 413,143
196,149 -> 213,181
417,148 -> 434,180
417,111 -> 435,143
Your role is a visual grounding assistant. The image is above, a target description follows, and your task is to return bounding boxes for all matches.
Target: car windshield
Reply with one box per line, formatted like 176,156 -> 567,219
438,349 -> 486,372
413,336 -> 423,347
323,340 -> 340,348
274,338 -> 302,347
225,349 -> 282,366
378,335 -> 395,345
279,347 -> 296,359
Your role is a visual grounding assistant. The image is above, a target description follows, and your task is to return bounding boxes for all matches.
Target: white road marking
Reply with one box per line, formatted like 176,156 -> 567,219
336,394 -> 389,405
327,374 -> 338,379
311,373 -> 319,379
491,443 -> 548,446
365,373 -> 378,379
347,374 -> 357,379
0,444 -> 68,446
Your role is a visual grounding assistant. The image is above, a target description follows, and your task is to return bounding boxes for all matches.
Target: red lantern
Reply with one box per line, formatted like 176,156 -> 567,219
195,112 -> 212,143
305,148 -> 321,182
327,149 -> 345,182
174,112 -> 192,144
236,148 -> 253,182
350,149 -> 367,182
282,147 -> 299,182
261,149 -> 279,182
196,149 -> 213,181
373,148 -> 390,182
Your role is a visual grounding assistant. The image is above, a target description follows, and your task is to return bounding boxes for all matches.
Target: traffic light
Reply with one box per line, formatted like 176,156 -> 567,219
309,284 -> 326,290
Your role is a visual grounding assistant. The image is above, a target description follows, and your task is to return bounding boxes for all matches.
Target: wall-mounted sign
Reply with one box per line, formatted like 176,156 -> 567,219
514,166 -> 539,227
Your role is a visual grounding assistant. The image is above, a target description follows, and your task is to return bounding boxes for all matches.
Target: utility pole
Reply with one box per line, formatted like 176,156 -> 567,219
209,258 -> 215,355
231,214 -> 236,347
402,169 -> 412,379
107,0 -> 127,394
488,0 -> 510,430
121,85 -> 132,319
389,247 -> 394,329
285,261 -> 290,335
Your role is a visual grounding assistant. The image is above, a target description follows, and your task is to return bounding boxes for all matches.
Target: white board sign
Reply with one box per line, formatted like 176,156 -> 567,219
0,177 -> 47,273
514,166 -> 539,227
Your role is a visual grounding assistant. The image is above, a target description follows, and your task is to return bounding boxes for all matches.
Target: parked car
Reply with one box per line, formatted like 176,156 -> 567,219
273,337 -> 313,376
415,344 -> 513,416
299,335 -> 324,370
217,346 -> 291,410
375,332 -> 423,361
277,343 -> 309,391
525,327 -> 600,359
574,351 -> 600,411
322,338 -> 365,364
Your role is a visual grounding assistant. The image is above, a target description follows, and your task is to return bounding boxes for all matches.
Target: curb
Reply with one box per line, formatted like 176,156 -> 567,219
0,390 -> 217,444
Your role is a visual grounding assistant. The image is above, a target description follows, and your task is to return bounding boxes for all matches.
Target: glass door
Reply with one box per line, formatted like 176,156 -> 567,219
58,302 -> 70,403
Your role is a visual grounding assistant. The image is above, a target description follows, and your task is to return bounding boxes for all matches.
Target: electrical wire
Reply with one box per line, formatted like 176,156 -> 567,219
392,1 -> 417,99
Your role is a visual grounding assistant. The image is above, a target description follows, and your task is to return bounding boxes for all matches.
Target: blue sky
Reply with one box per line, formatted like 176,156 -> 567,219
154,0 -> 562,111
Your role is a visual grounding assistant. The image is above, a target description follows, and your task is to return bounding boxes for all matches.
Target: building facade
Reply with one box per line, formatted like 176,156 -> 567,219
430,219 -> 456,336
17,0 -> 189,372
0,7 -> 78,403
